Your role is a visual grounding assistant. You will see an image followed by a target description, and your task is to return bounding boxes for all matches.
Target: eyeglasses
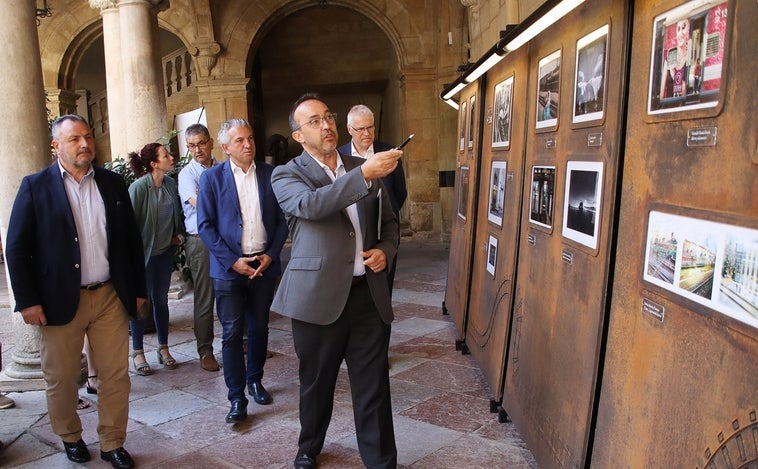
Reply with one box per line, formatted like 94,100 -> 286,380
187,139 -> 209,150
294,113 -> 337,131
349,125 -> 375,134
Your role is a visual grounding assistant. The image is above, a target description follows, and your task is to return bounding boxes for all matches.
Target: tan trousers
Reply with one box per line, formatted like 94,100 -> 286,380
39,283 -> 131,451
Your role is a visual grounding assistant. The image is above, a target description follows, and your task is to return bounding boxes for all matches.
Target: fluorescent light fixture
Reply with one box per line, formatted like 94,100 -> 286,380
444,99 -> 459,110
441,81 -> 467,100
504,0 -> 585,52
464,51 -> 506,83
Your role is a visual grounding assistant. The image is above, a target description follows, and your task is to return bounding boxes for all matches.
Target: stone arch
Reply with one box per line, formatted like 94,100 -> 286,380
205,0 -> 421,79
37,3 -> 102,89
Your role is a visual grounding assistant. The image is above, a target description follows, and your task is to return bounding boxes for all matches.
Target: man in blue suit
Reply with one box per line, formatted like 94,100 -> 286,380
338,104 -> 407,292
272,94 -> 401,469
5,115 -> 146,469
197,118 -> 288,424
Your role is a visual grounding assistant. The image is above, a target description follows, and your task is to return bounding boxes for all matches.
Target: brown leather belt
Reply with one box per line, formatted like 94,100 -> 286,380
351,275 -> 366,286
81,280 -> 110,291
187,233 -> 200,238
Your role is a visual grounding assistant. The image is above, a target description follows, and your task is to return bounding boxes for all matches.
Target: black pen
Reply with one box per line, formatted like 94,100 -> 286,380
395,134 -> 414,150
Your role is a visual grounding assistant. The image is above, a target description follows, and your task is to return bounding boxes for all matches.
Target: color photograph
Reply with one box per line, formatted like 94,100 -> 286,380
573,25 -> 608,123
492,76 -> 514,148
647,0 -> 728,114
643,211 -> 758,329
562,161 -> 603,249
536,49 -> 561,129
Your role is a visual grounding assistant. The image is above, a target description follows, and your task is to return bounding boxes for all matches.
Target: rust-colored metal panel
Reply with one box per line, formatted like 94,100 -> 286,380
464,46 -> 529,401
502,0 -> 631,467
592,1 -> 758,467
445,84 -> 482,339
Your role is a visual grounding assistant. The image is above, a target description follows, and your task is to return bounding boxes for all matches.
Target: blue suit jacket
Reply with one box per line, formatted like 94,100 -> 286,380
5,164 -> 147,325
337,140 -> 407,216
197,160 -> 288,280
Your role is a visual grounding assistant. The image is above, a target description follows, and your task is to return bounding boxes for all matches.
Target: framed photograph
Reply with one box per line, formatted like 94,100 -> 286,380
458,100 -> 467,152
573,24 -> 609,123
647,0 -> 728,115
467,95 -> 476,150
529,166 -> 556,229
492,76 -> 514,148
457,165 -> 470,221
487,161 -> 507,226
536,49 -> 561,129
643,210 -> 758,330
487,235 -> 498,276
562,161 -> 603,249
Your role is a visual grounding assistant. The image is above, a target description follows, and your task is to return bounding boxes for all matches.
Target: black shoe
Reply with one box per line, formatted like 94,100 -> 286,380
226,399 -> 248,423
248,381 -> 272,405
294,453 -> 317,469
63,439 -> 90,463
100,447 -> 135,469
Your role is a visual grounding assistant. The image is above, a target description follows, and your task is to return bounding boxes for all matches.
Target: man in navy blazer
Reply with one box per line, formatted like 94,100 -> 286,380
272,94 -> 401,469
338,104 -> 407,292
5,115 -> 146,468
197,118 -> 288,424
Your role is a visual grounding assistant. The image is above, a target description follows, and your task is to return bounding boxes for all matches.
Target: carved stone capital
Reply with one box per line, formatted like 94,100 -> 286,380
190,41 -> 223,78
459,0 -> 480,38
89,0 -> 117,9
89,0 -> 169,11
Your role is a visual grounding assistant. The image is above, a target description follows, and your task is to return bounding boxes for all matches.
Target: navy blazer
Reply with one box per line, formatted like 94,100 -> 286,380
337,140 -> 407,216
197,160 -> 288,281
5,164 -> 147,325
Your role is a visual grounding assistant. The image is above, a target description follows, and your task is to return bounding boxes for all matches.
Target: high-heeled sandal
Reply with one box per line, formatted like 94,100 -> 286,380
86,375 -> 98,395
157,345 -> 178,369
131,350 -> 152,376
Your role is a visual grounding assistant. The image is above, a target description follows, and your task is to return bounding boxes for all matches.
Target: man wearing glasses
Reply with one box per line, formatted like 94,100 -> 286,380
338,105 -> 407,292
272,94 -> 402,469
178,124 -> 220,372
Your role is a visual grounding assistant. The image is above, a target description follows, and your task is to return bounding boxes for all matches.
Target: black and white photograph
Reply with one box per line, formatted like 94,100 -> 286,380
459,99 -> 467,152
562,161 -> 603,249
467,95 -> 476,150
492,76 -> 514,148
487,161 -> 507,226
457,165 -> 470,221
536,49 -> 561,129
487,235 -> 498,276
573,24 -> 608,123
529,166 -> 556,229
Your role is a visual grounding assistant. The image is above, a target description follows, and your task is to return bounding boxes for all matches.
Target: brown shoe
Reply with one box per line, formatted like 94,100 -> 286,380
200,354 -> 220,372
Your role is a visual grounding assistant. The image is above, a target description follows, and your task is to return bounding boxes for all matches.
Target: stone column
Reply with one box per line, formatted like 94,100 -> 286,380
90,0 -> 128,161
0,0 -> 54,390
118,0 -> 169,150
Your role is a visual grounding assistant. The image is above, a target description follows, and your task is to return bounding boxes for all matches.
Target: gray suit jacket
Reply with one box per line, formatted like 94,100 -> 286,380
270,151 -> 399,325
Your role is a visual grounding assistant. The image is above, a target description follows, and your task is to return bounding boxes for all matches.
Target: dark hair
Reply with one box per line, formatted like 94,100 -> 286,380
289,92 -> 324,131
185,123 -> 210,140
128,142 -> 164,177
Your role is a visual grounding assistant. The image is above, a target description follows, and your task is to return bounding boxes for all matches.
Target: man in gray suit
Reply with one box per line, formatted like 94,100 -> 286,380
271,93 -> 402,469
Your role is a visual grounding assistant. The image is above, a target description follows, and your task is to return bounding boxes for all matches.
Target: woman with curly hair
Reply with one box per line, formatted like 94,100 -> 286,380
127,143 -> 185,375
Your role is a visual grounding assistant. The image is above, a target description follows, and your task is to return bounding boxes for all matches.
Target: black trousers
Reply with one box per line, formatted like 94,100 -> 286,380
292,281 -> 397,469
